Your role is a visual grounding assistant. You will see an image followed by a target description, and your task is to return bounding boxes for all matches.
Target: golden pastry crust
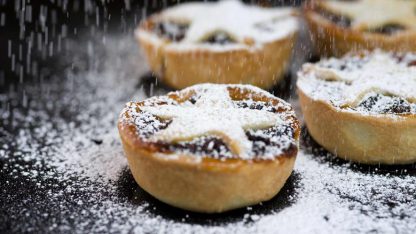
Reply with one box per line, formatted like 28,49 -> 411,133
118,84 -> 300,213
138,33 -> 296,89
136,1 -> 298,89
304,0 -> 416,57
120,142 -> 296,213
297,50 -> 416,164
298,88 -> 416,165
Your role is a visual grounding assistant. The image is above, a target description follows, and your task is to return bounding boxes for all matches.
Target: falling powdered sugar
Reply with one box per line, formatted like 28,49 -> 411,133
2,33 -> 416,233
136,0 -> 299,51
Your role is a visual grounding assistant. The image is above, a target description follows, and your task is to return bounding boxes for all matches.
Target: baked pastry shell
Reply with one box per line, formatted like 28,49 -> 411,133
118,123 -> 297,213
304,1 -> 416,57
298,88 -> 416,165
118,84 -> 300,213
136,20 -> 297,89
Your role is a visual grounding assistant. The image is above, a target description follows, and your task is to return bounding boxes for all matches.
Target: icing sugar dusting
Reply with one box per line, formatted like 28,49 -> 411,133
137,0 -> 298,50
297,50 -> 416,115
2,32 -> 416,234
324,0 -> 416,30
140,84 -> 286,159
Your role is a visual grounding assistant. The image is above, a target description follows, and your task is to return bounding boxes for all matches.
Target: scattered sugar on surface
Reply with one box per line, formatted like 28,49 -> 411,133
1,34 -> 416,233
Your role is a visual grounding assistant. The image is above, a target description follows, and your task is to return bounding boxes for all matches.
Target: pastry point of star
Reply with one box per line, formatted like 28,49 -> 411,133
140,85 -> 284,157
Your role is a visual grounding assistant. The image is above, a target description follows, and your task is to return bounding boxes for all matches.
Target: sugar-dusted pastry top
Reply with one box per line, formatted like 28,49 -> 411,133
137,0 -> 298,50
312,0 -> 416,34
297,50 -> 416,116
119,84 -> 299,160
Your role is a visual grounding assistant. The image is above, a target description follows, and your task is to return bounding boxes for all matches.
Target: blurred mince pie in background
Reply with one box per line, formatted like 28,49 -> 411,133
304,0 -> 416,57
136,0 -> 299,89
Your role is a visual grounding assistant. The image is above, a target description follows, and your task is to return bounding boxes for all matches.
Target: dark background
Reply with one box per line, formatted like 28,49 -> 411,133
2,1 -> 415,233
0,0 -> 302,92
0,0 -> 303,121
0,1 -> 307,233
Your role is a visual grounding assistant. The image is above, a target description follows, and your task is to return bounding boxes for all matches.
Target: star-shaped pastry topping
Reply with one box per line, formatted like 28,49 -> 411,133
160,0 -> 298,45
310,51 -> 416,106
140,85 -> 284,158
324,0 -> 416,31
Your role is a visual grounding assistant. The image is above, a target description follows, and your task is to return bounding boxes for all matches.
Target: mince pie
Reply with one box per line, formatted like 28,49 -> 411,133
136,0 -> 299,89
304,0 -> 416,56
118,84 -> 300,212
297,50 -> 416,164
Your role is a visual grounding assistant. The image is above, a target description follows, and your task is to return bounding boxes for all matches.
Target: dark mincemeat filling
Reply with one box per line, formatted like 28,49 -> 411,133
316,7 -> 351,28
154,22 -> 189,42
162,137 -> 231,158
203,32 -> 235,45
409,60 -> 416,66
322,56 -> 368,72
152,124 -> 296,159
331,53 -> 416,71
322,53 -> 415,78
319,56 -> 415,114
316,7 -> 406,35
366,24 -> 406,35
247,125 -> 296,156
356,93 -> 412,114
235,100 -> 278,112
153,22 -> 236,45
134,100 -> 295,159
392,54 -> 416,67
134,112 -> 172,138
